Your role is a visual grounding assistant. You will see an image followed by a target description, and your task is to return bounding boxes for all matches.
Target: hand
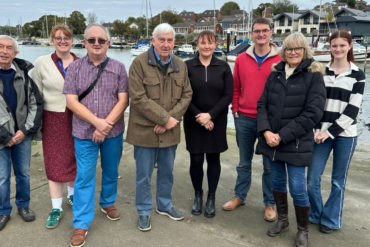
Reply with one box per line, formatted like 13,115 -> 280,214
94,118 -> 113,135
264,131 -> 280,147
233,112 -> 239,118
92,129 -> 106,143
315,131 -> 329,144
154,125 -> 167,134
204,120 -> 214,131
165,117 -> 179,130
195,113 -> 211,126
7,130 -> 26,147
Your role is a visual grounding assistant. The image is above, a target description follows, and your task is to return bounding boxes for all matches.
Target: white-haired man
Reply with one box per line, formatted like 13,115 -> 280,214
0,35 -> 43,231
127,23 -> 192,231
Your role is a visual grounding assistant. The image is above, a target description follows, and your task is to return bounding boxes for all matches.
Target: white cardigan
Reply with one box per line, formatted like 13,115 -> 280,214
31,54 -> 68,112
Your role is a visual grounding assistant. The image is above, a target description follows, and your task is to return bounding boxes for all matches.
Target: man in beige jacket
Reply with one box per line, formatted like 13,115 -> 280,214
126,23 -> 192,232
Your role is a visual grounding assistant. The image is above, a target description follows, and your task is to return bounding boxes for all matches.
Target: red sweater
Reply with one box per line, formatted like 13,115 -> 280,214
231,44 -> 281,118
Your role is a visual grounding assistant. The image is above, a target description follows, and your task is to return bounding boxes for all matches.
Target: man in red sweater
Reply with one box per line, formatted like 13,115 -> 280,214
222,18 -> 281,222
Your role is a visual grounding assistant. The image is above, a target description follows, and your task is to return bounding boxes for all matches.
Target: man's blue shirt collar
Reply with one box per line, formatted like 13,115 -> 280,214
153,48 -> 171,65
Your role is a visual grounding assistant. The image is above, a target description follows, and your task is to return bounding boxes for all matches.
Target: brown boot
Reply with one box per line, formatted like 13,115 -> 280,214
295,205 -> 310,247
70,228 -> 88,247
222,196 -> 245,211
267,191 -> 289,237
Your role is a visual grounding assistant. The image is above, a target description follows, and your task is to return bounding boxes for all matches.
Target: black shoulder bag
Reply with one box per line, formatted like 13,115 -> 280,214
78,57 -> 110,101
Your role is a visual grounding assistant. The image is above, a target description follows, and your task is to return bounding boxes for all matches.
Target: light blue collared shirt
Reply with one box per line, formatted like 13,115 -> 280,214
153,48 -> 172,65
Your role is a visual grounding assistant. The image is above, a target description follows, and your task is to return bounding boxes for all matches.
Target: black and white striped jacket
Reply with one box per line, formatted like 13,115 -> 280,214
316,62 -> 365,138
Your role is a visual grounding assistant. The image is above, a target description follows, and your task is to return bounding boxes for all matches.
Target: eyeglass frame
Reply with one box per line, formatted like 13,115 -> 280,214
252,29 -> 271,34
54,36 -> 72,42
284,47 -> 305,54
86,38 -> 108,45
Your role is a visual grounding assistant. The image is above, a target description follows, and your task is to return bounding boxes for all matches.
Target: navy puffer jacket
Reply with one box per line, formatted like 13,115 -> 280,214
256,58 -> 326,166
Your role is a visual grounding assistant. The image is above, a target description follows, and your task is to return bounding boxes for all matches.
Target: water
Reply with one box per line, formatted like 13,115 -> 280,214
17,45 -> 370,146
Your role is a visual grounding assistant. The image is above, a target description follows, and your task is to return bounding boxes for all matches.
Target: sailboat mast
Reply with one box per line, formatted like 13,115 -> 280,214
146,0 -> 149,39
213,0 -> 216,32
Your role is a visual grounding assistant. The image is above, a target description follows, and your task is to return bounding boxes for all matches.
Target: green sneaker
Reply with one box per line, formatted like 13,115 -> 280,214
67,195 -> 73,206
45,209 -> 63,229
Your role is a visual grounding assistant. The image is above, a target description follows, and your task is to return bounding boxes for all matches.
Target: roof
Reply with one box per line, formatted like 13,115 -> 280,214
336,16 -> 370,22
172,22 -> 196,27
198,10 -> 219,18
273,13 -> 300,21
179,11 -> 196,17
220,15 -> 245,24
299,10 -> 327,19
335,7 -> 368,17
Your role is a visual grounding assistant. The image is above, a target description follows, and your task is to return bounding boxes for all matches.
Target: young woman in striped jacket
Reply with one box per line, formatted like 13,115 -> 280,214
307,30 -> 366,234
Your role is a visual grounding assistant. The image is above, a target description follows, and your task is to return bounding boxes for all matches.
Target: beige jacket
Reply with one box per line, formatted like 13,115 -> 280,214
31,54 -> 67,112
126,46 -> 192,148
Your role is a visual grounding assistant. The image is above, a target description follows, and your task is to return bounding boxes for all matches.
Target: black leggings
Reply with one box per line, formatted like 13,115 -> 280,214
190,153 -> 221,194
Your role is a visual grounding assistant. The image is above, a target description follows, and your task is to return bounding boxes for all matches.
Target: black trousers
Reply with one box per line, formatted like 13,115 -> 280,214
189,153 -> 221,194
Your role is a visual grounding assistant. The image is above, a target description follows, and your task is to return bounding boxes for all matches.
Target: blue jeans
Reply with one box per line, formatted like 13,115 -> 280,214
307,136 -> 357,229
134,145 -> 177,216
0,136 -> 32,215
72,134 -> 123,230
270,159 -> 309,207
234,114 -> 274,206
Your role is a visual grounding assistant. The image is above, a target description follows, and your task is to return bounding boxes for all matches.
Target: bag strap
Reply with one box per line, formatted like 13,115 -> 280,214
78,57 -> 110,101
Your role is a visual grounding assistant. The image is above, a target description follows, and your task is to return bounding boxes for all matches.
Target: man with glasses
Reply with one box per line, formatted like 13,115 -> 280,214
0,35 -> 43,231
222,18 -> 281,222
126,23 -> 192,231
63,24 -> 129,247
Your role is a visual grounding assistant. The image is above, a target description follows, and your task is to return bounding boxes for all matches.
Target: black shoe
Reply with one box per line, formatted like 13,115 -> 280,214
204,192 -> 215,218
191,190 -> 203,215
18,207 -> 35,222
319,224 -> 334,234
0,215 -> 10,231
138,215 -> 151,232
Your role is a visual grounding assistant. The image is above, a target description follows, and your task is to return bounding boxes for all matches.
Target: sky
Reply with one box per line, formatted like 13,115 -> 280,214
3,0 -> 324,26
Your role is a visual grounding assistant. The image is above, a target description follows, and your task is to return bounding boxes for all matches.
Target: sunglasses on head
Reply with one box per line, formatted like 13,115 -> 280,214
86,38 -> 108,45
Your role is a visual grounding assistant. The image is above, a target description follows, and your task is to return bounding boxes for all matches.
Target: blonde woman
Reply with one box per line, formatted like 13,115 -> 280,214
256,32 -> 326,247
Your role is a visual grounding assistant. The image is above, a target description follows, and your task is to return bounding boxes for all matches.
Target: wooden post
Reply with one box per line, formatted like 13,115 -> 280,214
364,46 -> 367,73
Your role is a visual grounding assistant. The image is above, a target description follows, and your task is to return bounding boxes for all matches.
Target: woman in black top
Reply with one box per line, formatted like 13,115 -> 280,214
184,31 -> 233,218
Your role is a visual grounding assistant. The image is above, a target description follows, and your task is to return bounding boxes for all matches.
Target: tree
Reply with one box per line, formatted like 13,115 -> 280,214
346,0 -> 356,8
220,1 -> 240,16
272,0 -> 299,15
67,11 -> 86,35
87,12 -> 98,25
152,10 -> 183,27
253,3 -> 274,17
110,20 -> 128,36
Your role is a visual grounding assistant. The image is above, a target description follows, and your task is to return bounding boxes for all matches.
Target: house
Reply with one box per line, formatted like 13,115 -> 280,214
298,10 -> 327,34
334,7 -> 368,17
179,11 -> 198,22
335,15 -> 370,37
173,22 -> 195,35
129,23 -> 138,29
273,13 -> 301,34
198,10 -> 221,22
219,15 -> 249,39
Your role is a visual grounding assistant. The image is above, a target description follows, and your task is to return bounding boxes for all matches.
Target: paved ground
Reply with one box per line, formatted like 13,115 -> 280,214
1,129 -> 370,247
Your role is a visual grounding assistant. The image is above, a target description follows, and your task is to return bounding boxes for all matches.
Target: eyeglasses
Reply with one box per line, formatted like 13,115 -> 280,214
54,36 -> 71,42
252,29 -> 271,34
157,38 -> 174,44
86,38 -> 108,45
285,47 -> 305,54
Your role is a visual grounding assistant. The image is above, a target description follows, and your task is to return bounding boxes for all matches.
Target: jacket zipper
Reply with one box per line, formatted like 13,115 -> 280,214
296,139 -> 299,149
272,149 -> 277,161
205,66 -> 208,83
